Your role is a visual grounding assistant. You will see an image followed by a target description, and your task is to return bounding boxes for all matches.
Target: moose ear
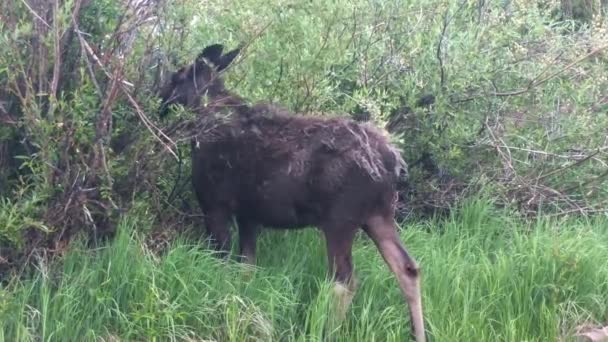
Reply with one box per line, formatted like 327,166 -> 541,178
198,44 -> 224,65
216,47 -> 241,71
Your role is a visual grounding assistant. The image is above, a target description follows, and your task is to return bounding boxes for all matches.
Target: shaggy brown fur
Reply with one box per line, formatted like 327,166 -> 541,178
159,43 -> 426,341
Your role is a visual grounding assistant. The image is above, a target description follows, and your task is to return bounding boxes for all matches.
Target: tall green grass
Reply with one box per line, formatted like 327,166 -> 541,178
1,199 -> 607,341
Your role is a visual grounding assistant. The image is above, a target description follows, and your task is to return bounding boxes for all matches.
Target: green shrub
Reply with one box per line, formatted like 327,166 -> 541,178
0,195 -> 50,250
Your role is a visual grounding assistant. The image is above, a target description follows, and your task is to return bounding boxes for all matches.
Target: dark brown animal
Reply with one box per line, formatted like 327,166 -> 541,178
159,43 -> 426,341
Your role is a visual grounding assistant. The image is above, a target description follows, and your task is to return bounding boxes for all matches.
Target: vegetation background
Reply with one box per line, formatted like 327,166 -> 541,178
0,0 -> 607,340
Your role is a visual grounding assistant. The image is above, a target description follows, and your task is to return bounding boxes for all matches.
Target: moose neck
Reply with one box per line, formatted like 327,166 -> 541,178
204,82 -> 257,119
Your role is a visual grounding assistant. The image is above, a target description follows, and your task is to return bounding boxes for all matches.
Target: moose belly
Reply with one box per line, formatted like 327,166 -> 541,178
239,171 -> 323,229
240,197 -> 320,229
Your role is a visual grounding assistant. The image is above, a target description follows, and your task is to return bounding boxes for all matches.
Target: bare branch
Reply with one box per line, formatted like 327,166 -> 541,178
73,28 -> 134,87
121,86 -> 179,159
49,0 -> 61,115
19,0 -> 51,28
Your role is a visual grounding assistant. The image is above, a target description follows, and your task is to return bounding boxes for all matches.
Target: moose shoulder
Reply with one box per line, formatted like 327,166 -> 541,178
158,43 -> 426,342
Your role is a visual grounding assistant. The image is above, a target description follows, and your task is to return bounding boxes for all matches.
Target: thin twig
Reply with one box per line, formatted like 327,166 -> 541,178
50,0 -> 61,109
19,0 -> 51,28
70,4 -> 102,96
564,169 -> 608,193
492,144 -> 605,163
75,29 -> 134,87
122,86 -> 179,159
538,150 -> 602,181
436,0 -> 467,90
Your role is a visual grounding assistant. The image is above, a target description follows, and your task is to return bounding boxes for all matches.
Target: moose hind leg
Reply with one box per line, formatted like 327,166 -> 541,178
364,215 -> 426,342
323,227 -> 357,321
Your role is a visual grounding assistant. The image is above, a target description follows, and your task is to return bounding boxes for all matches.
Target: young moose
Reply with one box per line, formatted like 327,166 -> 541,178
159,44 -> 426,341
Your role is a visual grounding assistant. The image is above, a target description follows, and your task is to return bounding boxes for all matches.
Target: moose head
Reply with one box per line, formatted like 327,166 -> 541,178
159,44 -> 241,118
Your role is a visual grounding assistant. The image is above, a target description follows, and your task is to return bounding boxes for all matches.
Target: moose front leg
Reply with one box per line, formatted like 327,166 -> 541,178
364,214 -> 426,342
237,216 -> 258,265
204,208 -> 232,258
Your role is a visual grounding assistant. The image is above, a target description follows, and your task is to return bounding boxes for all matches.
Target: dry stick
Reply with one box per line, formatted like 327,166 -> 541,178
547,208 -> 608,217
492,144 -> 607,167
75,29 -> 134,87
453,44 -> 608,103
78,38 -> 102,95
537,150 -> 602,181
19,0 -> 51,28
71,7 -> 111,171
532,45 -> 607,89
564,168 -> 608,194
485,118 -> 517,176
526,51 -> 566,89
337,7 -> 360,75
68,0 -> 102,97
50,0 -> 61,114
122,87 -> 179,159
